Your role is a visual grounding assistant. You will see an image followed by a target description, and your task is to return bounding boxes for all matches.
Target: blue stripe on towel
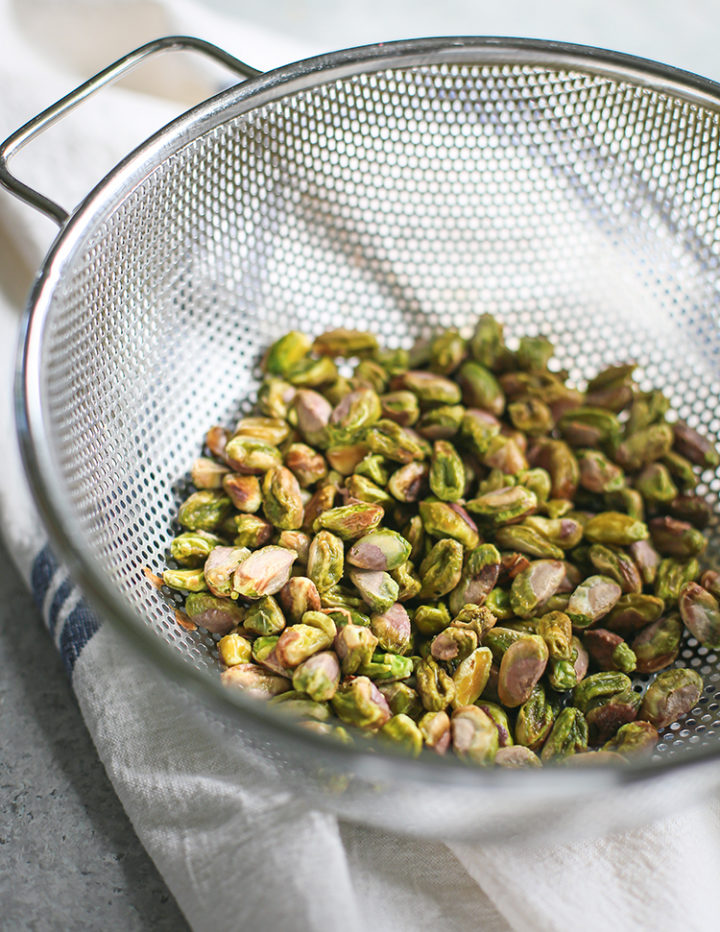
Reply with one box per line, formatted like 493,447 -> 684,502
31,544 -> 99,673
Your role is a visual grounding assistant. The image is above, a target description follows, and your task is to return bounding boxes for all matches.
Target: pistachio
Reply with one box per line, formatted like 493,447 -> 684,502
508,398 -> 554,436
190,457 -> 230,490
262,331 -> 312,376
582,628 -> 637,673
428,441 -> 466,502
631,614 -> 683,673
418,710 -> 451,754
615,423 -> 674,472
418,539 -> 464,599
315,502 -> 384,540
371,603 -> 412,654
635,463 -> 678,504
347,361 -> 385,396
222,474 -> 262,513
221,663 -> 291,699
205,425 -> 229,460
587,544 -> 642,594
527,439 -> 579,499
573,671 -> 633,713
577,449 -> 624,494
649,516 -> 706,558
655,557 -> 700,603
495,746 -> 542,768
244,596 -> 287,637
455,360 -> 505,415
466,485 -> 538,527
203,546 -> 250,598
169,530 -> 223,567
293,389 -> 332,447
672,421 -> 720,469
399,369 -> 463,406
665,494 -> 712,530
429,328 -> 467,375
162,567 -> 208,592
476,702 -> 514,747
495,525 -> 564,560
566,575 -> 622,629
365,419 -> 429,463
604,593 -> 666,637
346,528 -> 411,572
418,500 -> 480,549
258,379 -> 296,420
537,611 -> 573,660
313,328 -> 378,357
448,544 -> 502,615
232,545 -> 297,599
640,668 -> 704,728
331,676 -> 391,730
218,632 -> 253,667
603,720 -> 659,757
413,602 -> 451,637
416,658 -> 456,711
557,407 -> 621,448
497,635 -> 549,707
184,592 -> 245,634
700,570 -> 720,601
540,707 -> 588,762
509,559 -> 565,618
233,416 -> 291,447
380,391 -> 420,427
284,443 -> 328,488
628,539 -> 661,586
358,652 -> 414,682
678,582 -> 720,648
177,490 -> 232,531
431,626 -> 478,662
391,560 -> 423,602
584,512 -> 648,547
526,515 -> 585,549
460,408 -> 501,455
452,706 -> 499,764
470,313 -> 505,369
286,356 -> 338,388
327,387 -> 382,445
481,435 -> 528,475
379,714 -> 423,756
348,567 -> 400,613
228,514 -> 274,549
279,577 -> 321,624
224,436 -> 283,475
334,624 -> 378,675
325,442 -> 370,475
307,530 -> 344,592
277,530 -> 311,564
379,682 -> 422,719
605,487 -> 645,522
300,482 -> 336,533
453,648 -> 494,706
387,462 -> 429,502
661,451 -> 699,490
417,404 -> 465,440
515,685 -> 555,750
547,657 -> 578,692
586,364 -> 636,412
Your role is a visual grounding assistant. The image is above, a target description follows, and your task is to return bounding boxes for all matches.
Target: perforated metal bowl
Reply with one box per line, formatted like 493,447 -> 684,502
5,35 -> 720,840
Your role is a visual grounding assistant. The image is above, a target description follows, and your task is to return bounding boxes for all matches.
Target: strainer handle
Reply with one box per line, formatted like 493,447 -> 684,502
0,35 -> 262,226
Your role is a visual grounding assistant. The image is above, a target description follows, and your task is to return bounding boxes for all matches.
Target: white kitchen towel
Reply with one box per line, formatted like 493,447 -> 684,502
2,2 -> 720,930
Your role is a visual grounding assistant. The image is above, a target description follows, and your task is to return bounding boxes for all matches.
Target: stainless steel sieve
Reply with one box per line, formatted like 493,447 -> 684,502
4,35 -> 720,841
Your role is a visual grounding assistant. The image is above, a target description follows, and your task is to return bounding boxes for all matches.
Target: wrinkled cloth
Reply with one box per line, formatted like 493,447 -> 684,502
1,2 -> 720,930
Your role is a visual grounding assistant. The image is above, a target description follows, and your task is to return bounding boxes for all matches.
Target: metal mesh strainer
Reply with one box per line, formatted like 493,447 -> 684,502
5,36 -> 720,840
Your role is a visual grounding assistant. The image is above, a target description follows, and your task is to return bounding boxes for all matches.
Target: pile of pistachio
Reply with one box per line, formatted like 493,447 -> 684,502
158,317 -> 720,766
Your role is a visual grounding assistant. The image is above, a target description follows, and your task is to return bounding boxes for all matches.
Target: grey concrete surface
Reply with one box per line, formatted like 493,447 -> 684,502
0,534 -> 188,931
